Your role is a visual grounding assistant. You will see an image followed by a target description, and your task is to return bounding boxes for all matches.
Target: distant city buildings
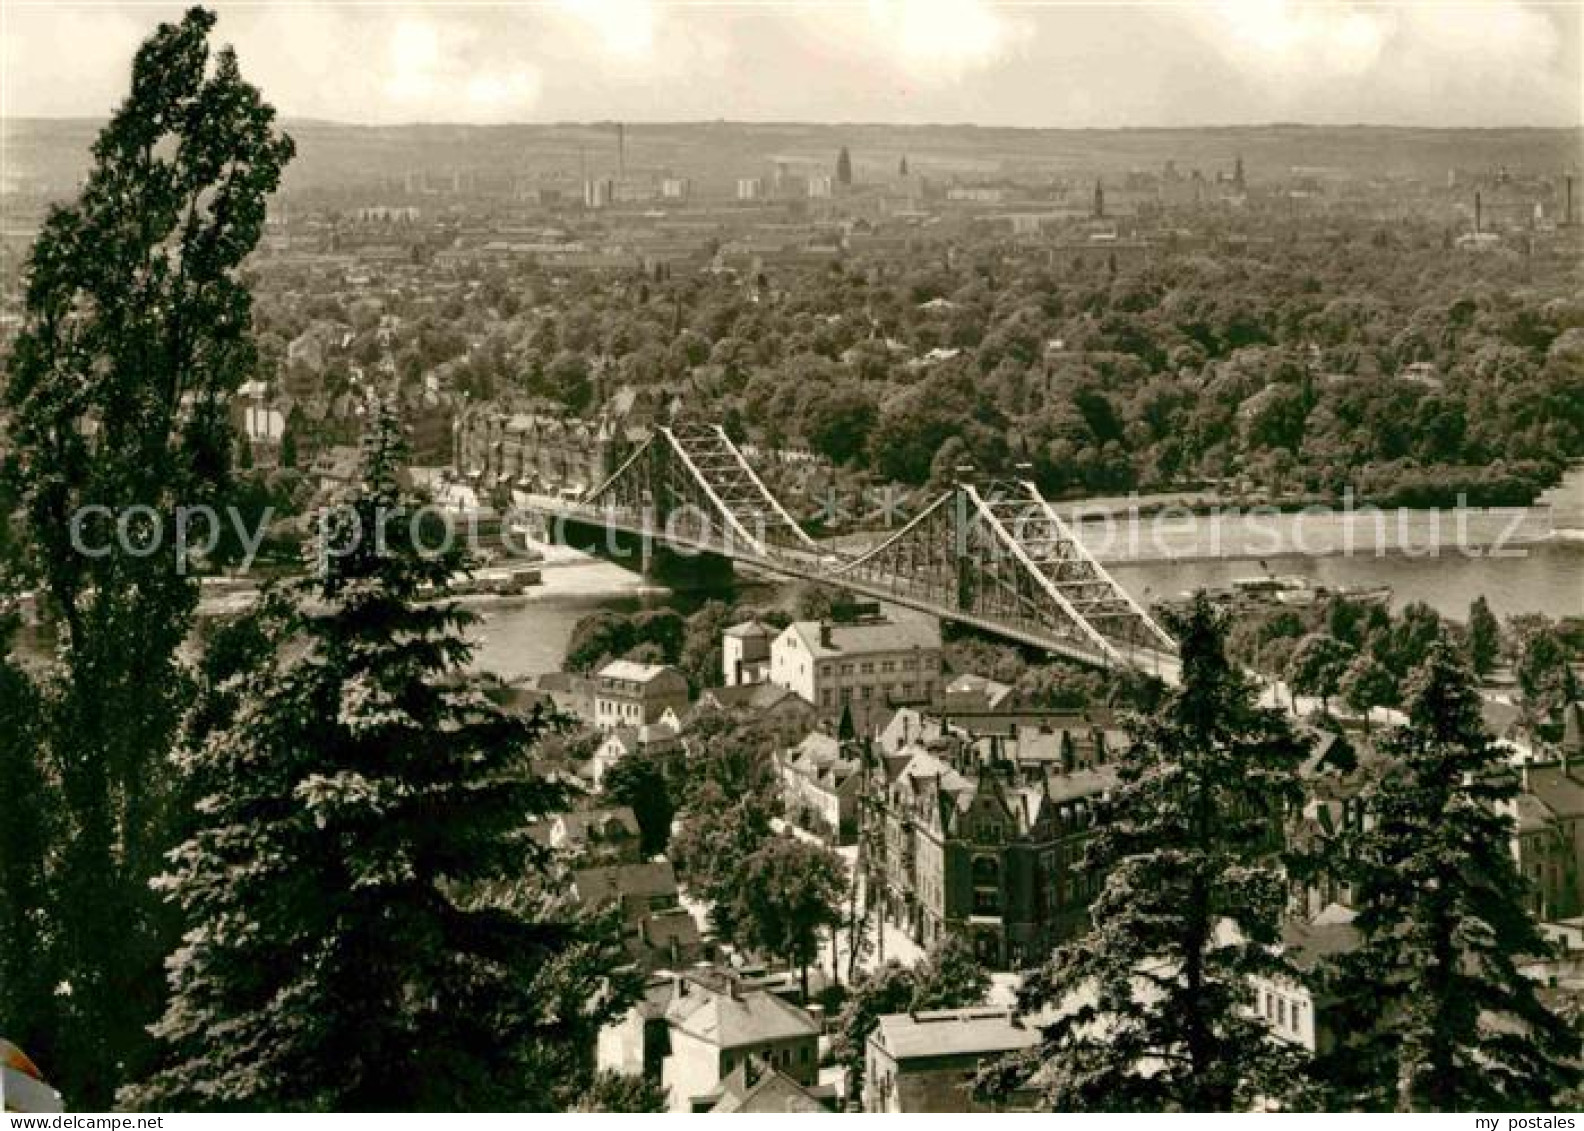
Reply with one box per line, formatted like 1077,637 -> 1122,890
584,177 -> 614,209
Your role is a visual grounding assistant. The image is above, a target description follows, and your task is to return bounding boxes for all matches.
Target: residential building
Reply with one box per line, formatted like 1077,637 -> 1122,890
722,619 -> 773,686
768,616 -> 943,732
530,671 -> 597,723
1247,904 -> 1361,1054
590,722 -> 684,785
1513,759 -> 1584,920
692,683 -> 817,744
863,1007 -> 1038,1112
597,972 -> 821,1113
572,861 -> 702,971
777,732 -> 864,844
594,661 -> 690,730
702,1058 -> 836,1113
868,742 -> 1114,967
533,805 -> 642,865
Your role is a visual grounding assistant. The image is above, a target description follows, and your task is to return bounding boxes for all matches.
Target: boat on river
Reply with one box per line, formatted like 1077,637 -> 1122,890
1158,573 -> 1392,615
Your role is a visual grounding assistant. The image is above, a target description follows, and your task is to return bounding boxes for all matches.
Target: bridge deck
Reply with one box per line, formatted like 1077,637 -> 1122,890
522,492 -> 1181,681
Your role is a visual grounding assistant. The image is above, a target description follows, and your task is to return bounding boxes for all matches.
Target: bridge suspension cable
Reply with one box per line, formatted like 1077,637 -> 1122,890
547,437 -> 1177,673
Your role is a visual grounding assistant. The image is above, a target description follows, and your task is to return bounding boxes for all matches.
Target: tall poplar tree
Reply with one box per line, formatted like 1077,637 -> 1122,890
1,7 -> 293,1103
1311,642 -> 1579,1110
983,595 -> 1309,1111
0,627 -> 53,1067
126,405 -> 636,1110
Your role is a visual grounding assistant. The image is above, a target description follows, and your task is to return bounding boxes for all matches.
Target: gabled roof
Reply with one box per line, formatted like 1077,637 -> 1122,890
1523,764 -> 1584,822
1279,905 -> 1362,974
597,660 -> 683,684
572,861 -> 678,909
600,724 -> 682,755
780,618 -> 941,659
706,1060 -> 832,1113
783,732 -> 862,790
894,746 -> 974,797
552,806 -> 640,848
723,619 -> 774,640
700,682 -> 811,713
666,979 -> 820,1050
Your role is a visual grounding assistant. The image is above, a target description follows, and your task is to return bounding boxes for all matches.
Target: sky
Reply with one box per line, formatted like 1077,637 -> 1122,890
1,1 -> 1579,128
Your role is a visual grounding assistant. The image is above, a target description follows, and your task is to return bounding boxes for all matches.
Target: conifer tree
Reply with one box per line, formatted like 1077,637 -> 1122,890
983,595 -> 1309,1111
1311,642 -> 1579,1110
126,404 -> 635,1110
1466,595 -> 1501,678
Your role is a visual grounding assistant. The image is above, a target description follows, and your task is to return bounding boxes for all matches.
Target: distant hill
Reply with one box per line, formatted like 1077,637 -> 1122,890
3,118 -> 1579,199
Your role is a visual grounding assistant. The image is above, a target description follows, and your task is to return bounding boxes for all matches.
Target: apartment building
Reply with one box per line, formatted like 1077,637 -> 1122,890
868,741 -> 1113,968
593,661 -> 690,730
768,616 -> 942,732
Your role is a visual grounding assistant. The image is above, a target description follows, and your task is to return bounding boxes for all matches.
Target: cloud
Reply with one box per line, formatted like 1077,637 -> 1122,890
552,0 -> 657,61
0,1 -> 1575,126
865,0 -> 1025,80
1203,0 -> 1388,77
376,15 -> 541,120
1181,0 -> 1575,124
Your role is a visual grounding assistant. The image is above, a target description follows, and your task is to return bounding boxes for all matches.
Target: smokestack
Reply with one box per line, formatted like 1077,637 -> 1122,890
617,122 -> 626,181
1475,190 -> 1482,234
1567,176 -> 1575,227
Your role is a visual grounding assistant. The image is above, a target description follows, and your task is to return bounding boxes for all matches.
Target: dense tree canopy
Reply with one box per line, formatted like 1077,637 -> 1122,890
0,6 -> 293,1104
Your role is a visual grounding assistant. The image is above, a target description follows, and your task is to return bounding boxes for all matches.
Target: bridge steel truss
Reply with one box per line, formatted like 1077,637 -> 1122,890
829,479 -> 1175,668
579,422 -> 821,560
561,436 -> 1176,671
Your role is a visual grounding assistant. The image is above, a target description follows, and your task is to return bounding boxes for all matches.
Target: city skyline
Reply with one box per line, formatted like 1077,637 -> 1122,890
2,1 -> 1580,129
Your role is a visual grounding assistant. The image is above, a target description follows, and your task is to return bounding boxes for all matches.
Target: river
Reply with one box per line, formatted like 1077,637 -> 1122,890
468,468 -> 1584,682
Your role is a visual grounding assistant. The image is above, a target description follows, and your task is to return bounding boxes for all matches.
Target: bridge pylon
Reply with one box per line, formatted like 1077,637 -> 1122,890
831,477 -> 1175,669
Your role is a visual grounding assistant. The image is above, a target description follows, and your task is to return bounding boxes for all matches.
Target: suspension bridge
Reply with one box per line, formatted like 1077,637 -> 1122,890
520,422 -> 1180,680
